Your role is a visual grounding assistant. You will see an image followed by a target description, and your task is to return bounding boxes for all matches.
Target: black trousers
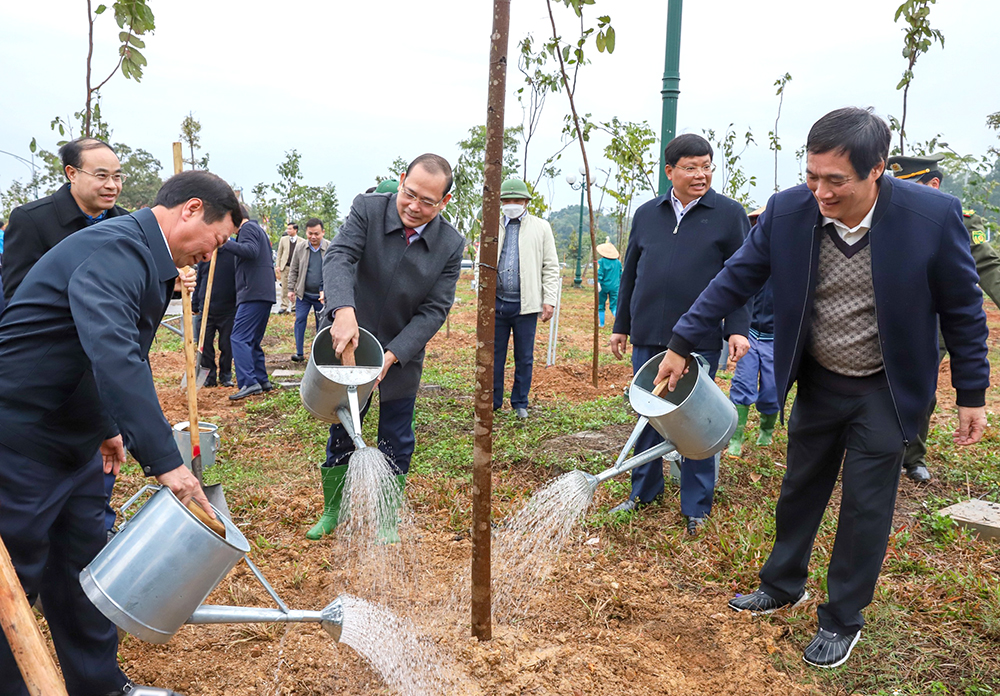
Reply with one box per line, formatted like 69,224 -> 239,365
0,444 -> 127,695
199,309 -> 235,381
758,379 -> 905,635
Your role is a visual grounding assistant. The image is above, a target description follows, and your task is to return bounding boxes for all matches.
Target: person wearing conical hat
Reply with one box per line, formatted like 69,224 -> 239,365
475,178 -> 560,419
596,237 -> 621,327
886,152 -> 1000,483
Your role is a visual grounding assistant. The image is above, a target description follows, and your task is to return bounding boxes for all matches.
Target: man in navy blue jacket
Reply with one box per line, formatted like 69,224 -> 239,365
657,108 -> 989,668
223,208 -> 276,400
610,133 -> 750,534
0,170 -> 241,695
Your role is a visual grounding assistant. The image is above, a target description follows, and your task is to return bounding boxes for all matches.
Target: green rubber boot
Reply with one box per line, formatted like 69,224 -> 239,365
377,474 -> 407,545
757,412 -> 778,446
727,405 -> 750,456
306,465 -> 348,540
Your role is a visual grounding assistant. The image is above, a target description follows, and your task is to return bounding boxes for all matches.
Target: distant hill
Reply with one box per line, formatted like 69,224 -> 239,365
545,205 -> 621,266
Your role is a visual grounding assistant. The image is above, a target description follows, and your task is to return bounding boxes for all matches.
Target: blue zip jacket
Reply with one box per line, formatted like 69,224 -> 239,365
613,187 -> 750,350
668,175 -> 989,442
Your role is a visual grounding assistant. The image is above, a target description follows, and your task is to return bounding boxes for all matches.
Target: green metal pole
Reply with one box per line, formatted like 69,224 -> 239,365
658,0 -> 683,196
573,185 -> 585,287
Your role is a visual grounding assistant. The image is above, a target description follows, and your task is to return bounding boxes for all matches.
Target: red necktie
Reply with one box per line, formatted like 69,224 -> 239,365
404,227 -> 418,245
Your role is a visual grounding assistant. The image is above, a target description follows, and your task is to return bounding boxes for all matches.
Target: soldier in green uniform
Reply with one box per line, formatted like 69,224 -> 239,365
888,153 -> 1000,481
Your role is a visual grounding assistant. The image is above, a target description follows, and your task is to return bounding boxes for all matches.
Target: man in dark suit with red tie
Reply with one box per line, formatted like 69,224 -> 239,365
305,153 -> 465,541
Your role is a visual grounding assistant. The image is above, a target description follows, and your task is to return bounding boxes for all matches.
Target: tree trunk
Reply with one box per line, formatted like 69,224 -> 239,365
546,0 -> 600,387
471,0 -> 510,642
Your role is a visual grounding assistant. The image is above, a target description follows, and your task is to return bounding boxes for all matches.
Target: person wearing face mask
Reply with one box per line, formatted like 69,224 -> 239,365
476,178 -> 560,419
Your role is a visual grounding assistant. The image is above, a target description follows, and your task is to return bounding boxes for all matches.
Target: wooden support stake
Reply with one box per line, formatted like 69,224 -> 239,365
0,535 -> 69,695
172,142 -> 183,175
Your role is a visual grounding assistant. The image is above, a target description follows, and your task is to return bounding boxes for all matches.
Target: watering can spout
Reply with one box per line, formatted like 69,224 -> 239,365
321,597 -> 345,642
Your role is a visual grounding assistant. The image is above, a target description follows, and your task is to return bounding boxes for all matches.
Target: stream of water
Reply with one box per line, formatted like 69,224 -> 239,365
339,446 -> 417,604
337,594 -> 466,695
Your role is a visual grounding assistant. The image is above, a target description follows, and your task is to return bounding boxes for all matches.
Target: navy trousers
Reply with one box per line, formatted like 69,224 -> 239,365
323,393 -> 418,476
231,300 -> 271,388
293,293 -> 324,357
200,309 -> 235,383
493,298 -> 538,410
0,444 -> 127,696
758,380 -> 904,635
628,345 -> 722,517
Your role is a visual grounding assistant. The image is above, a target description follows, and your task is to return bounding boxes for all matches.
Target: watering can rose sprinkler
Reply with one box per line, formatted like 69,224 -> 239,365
571,351 -> 738,501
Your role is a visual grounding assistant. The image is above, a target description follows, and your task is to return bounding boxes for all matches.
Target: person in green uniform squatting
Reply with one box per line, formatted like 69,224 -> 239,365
596,237 -> 622,328
887,152 -> 1000,482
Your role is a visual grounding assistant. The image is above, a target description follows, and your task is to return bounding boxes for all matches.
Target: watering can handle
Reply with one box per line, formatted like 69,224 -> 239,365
116,484 -> 161,529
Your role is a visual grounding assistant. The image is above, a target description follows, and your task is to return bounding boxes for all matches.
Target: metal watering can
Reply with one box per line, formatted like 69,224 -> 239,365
172,421 -> 220,471
299,326 -> 384,449
80,486 -> 344,644
579,351 -> 738,488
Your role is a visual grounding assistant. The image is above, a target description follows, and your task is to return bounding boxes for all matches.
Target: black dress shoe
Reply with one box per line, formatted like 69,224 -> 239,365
220,378 -> 235,387
290,354 -> 305,362
729,588 -> 809,614
904,462 -> 931,482
608,498 -> 649,514
203,377 -> 218,388
803,628 -> 861,668
104,680 -> 183,695
261,380 -> 280,392
686,516 -> 706,535
229,383 -> 262,401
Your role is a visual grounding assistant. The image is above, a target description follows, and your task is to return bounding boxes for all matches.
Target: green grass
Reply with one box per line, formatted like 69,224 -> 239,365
142,281 -> 1000,695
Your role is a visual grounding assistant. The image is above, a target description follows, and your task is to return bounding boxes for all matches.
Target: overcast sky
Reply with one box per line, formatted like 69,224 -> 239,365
1,0 -> 997,217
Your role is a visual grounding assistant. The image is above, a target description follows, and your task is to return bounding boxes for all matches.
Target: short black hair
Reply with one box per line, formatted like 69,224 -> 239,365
663,134 -> 713,167
305,217 -> 324,230
406,153 -> 454,196
239,204 -> 250,220
286,222 -> 299,231
59,137 -> 116,174
364,186 -> 377,194
154,171 -> 243,228
919,170 -> 945,184
807,107 -> 890,180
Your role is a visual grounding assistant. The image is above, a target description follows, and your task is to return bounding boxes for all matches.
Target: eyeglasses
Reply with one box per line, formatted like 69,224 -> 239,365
74,167 -> 126,184
674,164 -> 716,175
399,185 -> 444,209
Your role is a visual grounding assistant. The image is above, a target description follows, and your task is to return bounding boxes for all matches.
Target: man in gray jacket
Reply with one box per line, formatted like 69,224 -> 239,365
306,153 -> 465,541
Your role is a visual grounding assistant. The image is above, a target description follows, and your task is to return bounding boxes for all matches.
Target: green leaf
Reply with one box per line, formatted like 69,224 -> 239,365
605,26 -> 616,53
29,137 -> 37,153
96,4 -> 107,13
119,31 -> 130,42
130,47 -> 147,67
128,34 -> 145,48
595,31 -> 605,52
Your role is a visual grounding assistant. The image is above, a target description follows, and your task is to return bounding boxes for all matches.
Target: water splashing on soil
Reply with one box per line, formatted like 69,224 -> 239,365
337,594 -> 467,695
